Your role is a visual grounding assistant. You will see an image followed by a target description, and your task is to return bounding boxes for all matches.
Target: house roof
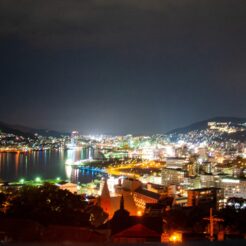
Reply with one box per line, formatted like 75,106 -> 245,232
189,187 -> 221,192
134,188 -> 160,200
110,195 -> 137,216
113,223 -> 160,238
42,225 -> 106,242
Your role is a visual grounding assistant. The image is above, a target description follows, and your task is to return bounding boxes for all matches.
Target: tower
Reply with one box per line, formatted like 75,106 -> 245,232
110,194 -> 130,234
100,179 -> 111,217
203,208 -> 224,241
71,130 -> 79,146
120,195 -> 124,210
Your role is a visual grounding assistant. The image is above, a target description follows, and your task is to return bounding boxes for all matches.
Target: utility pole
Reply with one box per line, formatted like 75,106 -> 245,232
203,208 -> 224,241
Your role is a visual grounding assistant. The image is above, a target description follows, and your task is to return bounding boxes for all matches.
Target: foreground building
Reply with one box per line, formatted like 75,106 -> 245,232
112,223 -> 160,243
100,179 -> 137,218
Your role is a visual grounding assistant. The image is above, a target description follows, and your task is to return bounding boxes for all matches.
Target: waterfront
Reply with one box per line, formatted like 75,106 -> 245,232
0,148 -> 104,183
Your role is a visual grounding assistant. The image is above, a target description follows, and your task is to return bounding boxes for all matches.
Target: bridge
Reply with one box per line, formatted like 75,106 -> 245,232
78,166 -> 107,173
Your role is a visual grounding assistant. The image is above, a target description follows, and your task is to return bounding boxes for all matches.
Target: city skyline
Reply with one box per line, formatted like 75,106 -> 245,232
1,0 -> 246,134
0,1 -> 246,242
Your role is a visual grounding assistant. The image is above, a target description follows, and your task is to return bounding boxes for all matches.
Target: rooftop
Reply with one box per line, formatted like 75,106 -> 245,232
134,188 -> 160,200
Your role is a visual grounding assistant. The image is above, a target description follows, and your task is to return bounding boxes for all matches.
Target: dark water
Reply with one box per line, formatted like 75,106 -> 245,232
0,148 -> 103,183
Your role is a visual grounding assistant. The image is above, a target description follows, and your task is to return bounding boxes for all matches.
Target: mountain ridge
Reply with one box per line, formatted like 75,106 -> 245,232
1,116 -> 246,138
0,121 -> 68,137
167,116 -> 246,135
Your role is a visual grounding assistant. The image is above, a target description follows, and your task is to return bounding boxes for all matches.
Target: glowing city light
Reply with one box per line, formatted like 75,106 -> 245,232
35,177 -> 41,182
137,210 -> 142,216
222,179 -> 240,184
65,159 -> 73,165
169,232 -> 182,243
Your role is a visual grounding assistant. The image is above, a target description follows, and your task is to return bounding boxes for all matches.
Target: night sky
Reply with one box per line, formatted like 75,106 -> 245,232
1,0 -> 246,135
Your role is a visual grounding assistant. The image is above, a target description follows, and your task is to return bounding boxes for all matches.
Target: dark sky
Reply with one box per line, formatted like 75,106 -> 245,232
1,0 -> 246,135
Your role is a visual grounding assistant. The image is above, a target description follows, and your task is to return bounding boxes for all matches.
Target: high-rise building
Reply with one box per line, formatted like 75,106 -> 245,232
200,174 -> 215,188
71,130 -> 79,145
161,168 -> 187,186
218,178 -> 246,200
187,187 -> 223,210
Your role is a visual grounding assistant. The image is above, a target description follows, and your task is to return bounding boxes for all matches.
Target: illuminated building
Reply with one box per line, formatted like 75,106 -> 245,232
219,178 -> 246,199
197,147 -> 208,161
164,145 -> 175,158
144,203 -> 169,217
139,175 -> 162,185
208,122 -> 239,133
100,179 -> 137,218
140,146 -> 155,160
133,188 -> 160,210
146,183 -> 166,195
71,130 -> 79,145
187,187 -> 223,210
122,178 -> 142,192
187,163 -> 197,176
200,173 -> 215,188
100,179 -> 112,217
188,176 -> 201,189
161,168 -> 187,186
66,130 -> 80,149
202,161 -> 212,174
56,182 -> 78,193
167,185 -> 176,197
165,157 -> 188,169
173,196 -> 187,207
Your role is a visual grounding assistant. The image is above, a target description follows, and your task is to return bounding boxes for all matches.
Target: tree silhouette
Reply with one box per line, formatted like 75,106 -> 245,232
7,183 -> 90,226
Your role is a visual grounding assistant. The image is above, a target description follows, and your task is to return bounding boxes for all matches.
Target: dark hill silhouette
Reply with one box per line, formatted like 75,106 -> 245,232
0,121 -> 68,137
0,121 -> 34,138
168,117 -> 246,135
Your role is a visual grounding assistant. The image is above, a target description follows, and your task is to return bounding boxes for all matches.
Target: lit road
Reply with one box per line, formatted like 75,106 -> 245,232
106,160 -> 165,178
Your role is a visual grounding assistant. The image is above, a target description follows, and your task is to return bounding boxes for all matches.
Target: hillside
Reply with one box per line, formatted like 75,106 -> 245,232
0,122 -> 34,138
168,117 -> 246,134
0,122 -> 67,138
167,117 -> 246,142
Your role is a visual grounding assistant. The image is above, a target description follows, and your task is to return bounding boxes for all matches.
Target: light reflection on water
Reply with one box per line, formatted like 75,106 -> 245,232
0,148 -> 104,183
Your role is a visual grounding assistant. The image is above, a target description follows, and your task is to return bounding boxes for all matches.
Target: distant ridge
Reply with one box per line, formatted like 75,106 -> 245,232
167,116 -> 246,142
0,121 -> 34,138
168,117 -> 246,135
0,121 -> 68,137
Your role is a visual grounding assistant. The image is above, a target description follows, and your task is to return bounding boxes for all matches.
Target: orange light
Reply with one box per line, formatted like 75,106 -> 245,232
169,232 -> 182,243
137,210 -> 142,216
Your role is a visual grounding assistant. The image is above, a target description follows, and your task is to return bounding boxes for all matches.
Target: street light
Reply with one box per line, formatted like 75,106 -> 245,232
35,177 -> 41,182
169,232 -> 182,243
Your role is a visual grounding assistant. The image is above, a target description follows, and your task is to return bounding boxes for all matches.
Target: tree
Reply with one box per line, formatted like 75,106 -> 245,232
0,192 -> 7,214
7,184 -> 90,226
87,204 -> 108,228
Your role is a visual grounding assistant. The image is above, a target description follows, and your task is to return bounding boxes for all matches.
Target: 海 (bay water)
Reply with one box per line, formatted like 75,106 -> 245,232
0,148 -> 102,183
